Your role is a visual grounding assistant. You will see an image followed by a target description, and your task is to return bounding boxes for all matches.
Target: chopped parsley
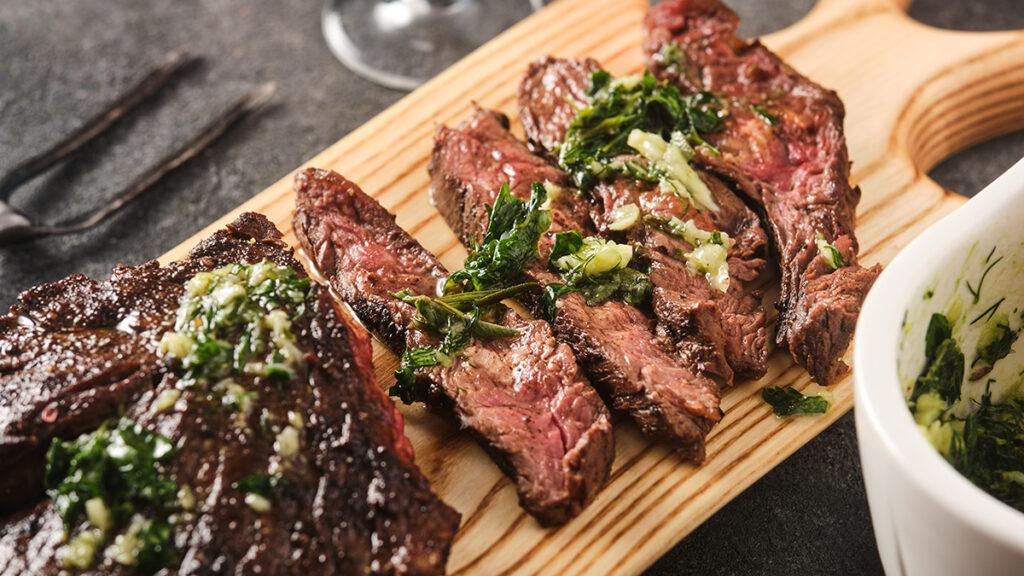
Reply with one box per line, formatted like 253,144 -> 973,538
233,473 -> 285,514
234,472 -> 284,497
910,313 -> 964,404
752,104 -> 778,126
45,419 -> 179,573
543,231 -> 652,317
158,261 -> 312,383
761,386 -> 831,417
910,310 -> 1024,513
814,232 -> 846,269
558,70 -> 724,191
971,313 -> 1019,380
445,183 -> 552,293
657,42 -> 687,75
949,390 -> 1024,512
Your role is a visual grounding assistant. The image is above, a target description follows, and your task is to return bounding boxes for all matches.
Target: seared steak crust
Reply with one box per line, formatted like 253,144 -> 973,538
295,171 -> 446,353
644,0 -> 881,383
430,108 -> 720,463
0,213 -> 459,575
518,56 -> 770,382
518,56 -> 601,157
293,168 -> 614,525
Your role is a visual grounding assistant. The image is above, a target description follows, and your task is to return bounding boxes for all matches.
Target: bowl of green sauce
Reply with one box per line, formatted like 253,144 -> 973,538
855,158 -> 1024,576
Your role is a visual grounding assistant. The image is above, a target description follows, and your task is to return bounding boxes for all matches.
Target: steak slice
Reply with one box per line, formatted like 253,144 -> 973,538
0,213 -> 459,575
644,0 -> 881,384
293,168 -> 614,525
430,108 -> 721,463
518,56 -> 770,382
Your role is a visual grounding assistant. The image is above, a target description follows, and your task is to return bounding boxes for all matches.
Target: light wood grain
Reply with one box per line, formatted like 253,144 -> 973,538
158,0 -> 1024,573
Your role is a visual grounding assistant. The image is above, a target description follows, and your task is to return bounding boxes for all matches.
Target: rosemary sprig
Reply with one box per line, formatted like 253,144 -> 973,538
388,282 -> 540,404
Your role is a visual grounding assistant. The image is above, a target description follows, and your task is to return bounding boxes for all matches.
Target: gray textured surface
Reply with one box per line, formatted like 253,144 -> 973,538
1,0 -> 1022,574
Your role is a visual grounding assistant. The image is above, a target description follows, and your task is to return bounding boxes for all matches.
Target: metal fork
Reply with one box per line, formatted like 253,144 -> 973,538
0,50 -> 275,245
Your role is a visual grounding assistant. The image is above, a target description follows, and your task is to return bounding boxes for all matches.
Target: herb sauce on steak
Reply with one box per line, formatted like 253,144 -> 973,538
644,0 -> 881,384
293,168 -> 614,525
517,56 -> 770,382
0,213 -> 459,575
431,108 -> 721,463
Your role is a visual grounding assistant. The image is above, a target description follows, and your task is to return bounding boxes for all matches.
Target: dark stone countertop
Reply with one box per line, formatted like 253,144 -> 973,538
1,1 -> 1022,574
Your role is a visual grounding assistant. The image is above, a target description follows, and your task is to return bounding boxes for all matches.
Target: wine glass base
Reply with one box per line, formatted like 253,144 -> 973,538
323,0 -> 540,91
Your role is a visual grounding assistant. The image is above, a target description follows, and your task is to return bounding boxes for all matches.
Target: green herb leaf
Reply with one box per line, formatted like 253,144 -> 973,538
814,232 -> 846,269
45,419 -> 179,572
752,104 -> 778,126
579,267 -> 652,307
971,315 -> 1019,380
392,289 -> 527,341
234,473 -> 284,498
966,249 -> 1003,304
46,419 -> 178,532
389,283 -> 539,405
437,282 -> 537,310
912,320 -> 1024,513
391,347 -> 440,405
541,283 -> 576,321
559,70 -> 725,191
687,91 -> 725,136
924,313 -> 952,360
949,389 -> 1024,512
546,233 -> 652,310
135,518 -> 175,574
912,337 -> 965,404
547,230 -> 585,267
446,183 -> 552,292
159,261 -> 312,383
588,69 -> 612,96
390,181 -> 549,405
657,42 -> 686,74
761,386 -> 831,417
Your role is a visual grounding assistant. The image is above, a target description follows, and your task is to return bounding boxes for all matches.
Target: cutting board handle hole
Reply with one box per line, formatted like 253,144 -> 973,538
907,0 -> 1024,33
928,131 -> 1024,197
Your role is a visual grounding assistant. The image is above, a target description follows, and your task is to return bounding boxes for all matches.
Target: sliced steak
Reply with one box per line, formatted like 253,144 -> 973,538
293,168 -> 614,525
518,56 -> 770,381
644,0 -> 881,384
0,213 -> 459,575
431,108 -> 721,463
518,56 -> 600,158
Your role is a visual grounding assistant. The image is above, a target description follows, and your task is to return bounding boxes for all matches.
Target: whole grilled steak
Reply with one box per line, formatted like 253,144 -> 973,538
518,56 -> 770,382
644,0 -> 881,384
0,213 -> 459,575
430,108 -> 721,463
293,168 -> 614,525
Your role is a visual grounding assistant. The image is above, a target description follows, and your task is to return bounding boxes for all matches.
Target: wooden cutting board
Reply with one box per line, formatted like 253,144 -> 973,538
161,0 -> 1024,573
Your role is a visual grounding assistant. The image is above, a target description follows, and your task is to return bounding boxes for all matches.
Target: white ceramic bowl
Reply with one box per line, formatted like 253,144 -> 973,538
855,157 -> 1024,576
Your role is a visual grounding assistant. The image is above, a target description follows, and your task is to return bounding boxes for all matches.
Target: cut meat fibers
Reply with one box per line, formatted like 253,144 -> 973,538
644,0 -> 881,384
293,168 -> 614,525
0,213 -> 459,575
430,108 -> 721,463
517,55 -> 771,383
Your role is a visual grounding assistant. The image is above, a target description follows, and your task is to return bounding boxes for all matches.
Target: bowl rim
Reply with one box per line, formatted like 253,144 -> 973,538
854,157 -> 1024,550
